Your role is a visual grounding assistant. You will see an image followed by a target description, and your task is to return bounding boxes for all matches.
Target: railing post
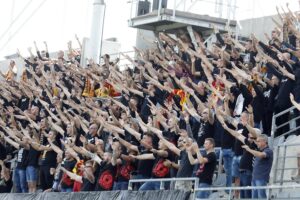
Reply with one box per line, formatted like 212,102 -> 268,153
271,146 -> 280,184
128,181 -> 132,190
193,178 -> 199,200
270,115 -> 276,148
280,145 -> 287,191
228,188 -> 232,200
160,180 -> 165,190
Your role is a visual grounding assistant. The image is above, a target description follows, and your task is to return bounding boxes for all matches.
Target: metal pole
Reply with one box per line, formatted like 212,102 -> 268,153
173,0 -> 176,19
86,0 -> 106,64
270,115 -> 276,148
158,0 -> 163,19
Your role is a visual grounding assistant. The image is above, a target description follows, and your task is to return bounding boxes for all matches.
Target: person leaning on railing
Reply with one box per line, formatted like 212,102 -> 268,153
242,134 -> 273,199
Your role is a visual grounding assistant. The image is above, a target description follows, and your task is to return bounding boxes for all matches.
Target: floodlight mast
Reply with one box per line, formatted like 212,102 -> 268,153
83,0 -> 106,66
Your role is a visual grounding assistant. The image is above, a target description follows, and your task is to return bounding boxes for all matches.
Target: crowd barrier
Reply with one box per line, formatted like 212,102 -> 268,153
0,190 -> 191,200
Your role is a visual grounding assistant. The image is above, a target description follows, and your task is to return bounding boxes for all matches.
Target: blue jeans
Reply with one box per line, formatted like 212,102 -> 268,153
26,166 -> 38,182
222,149 -> 233,187
113,181 -> 128,190
240,170 -> 252,199
132,174 -> 149,190
232,156 -> 241,178
197,182 -> 211,199
252,179 -> 268,199
139,181 -> 161,191
14,168 -> 28,193
61,187 -> 73,192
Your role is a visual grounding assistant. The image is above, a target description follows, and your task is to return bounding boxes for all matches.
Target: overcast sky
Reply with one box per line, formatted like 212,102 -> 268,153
0,0 -> 299,60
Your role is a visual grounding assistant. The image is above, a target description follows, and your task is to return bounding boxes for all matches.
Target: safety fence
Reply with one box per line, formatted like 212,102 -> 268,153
129,177 -> 300,200
0,190 -> 191,200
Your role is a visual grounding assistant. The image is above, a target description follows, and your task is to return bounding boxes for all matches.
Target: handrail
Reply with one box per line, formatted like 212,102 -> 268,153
194,183 -> 300,191
128,175 -> 300,200
270,105 -> 297,147
128,177 -> 199,200
277,142 -> 300,147
274,106 -> 296,118
128,177 -> 199,184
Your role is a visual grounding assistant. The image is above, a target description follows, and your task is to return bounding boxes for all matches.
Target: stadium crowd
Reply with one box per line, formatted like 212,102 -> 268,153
0,6 -> 300,200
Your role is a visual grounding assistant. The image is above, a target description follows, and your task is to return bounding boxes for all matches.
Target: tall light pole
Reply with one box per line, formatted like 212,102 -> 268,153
83,0 -> 106,66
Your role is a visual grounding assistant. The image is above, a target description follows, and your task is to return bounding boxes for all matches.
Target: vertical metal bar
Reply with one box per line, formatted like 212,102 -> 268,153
228,188 -> 232,200
158,0 -> 162,19
160,180 -> 165,190
272,146 -> 279,184
130,0 -> 134,18
193,178 -> 199,200
270,115 -> 276,148
218,148 -> 223,176
128,181 -> 132,190
173,0 -> 176,19
187,26 -> 199,51
279,145 -> 287,192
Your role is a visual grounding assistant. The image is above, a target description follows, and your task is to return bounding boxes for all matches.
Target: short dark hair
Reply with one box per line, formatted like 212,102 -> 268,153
143,132 -> 154,142
205,138 -> 215,147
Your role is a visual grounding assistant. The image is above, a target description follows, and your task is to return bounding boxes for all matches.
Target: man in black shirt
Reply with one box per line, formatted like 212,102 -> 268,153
157,132 -> 194,191
189,108 -> 215,147
136,140 -> 171,191
60,151 -> 77,192
222,122 -> 260,199
95,152 -> 116,191
187,138 -> 217,199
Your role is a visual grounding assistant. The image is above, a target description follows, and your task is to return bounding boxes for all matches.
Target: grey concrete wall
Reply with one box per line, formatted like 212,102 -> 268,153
239,15 -> 281,43
135,29 -> 157,51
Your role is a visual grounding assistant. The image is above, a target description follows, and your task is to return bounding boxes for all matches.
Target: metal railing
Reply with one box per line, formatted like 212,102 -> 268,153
128,0 -> 237,21
128,176 -> 300,200
270,105 -> 300,147
269,106 -> 300,195
128,177 -> 199,199
272,143 -> 300,187
194,184 -> 300,200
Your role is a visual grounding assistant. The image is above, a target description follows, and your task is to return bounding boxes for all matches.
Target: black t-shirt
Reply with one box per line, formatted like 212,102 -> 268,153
240,139 -> 257,171
234,124 -> 249,156
95,162 -> 116,191
0,178 -> 13,193
140,94 -> 157,123
17,95 -> 30,111
293,68 -> 300,101
196,152 -> 217,184
116,160 -> 137,182
61,159 -> 77,189
137,147 -> 155,178
151,151 -> 171,178
195,120 -> 214,147
176,150 -> 194,178
16,148 -> 29,169
85,133 -> 100,145
40,141 -> 58,167
217,120 -> 235,149
26,146 -> 40,167
162,130 -> 179,145
0,142 -> 6,160
81,177 -> 95,191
